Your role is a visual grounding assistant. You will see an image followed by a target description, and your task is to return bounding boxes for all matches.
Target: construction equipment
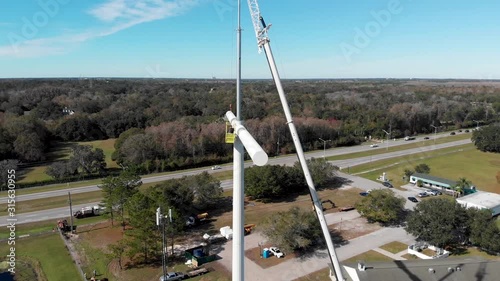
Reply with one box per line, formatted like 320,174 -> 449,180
57,219 -> 71,232
186,213 -> 209,227
244,223 -> 256,235
246,1 -> 345,280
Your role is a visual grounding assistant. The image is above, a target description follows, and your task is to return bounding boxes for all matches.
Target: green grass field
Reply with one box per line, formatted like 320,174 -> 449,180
379,241 -> 408,254
327,133 -> 470,161
19,139 -> 118,183
79,139 -> 119,169
344,250 -> 394,263
0,233 -> 80,280
349,143 -> 500,193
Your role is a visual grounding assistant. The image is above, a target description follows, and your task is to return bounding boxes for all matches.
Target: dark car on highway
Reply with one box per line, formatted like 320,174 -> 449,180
382,181 -> 393,188
424,136 -> 430,140
408,197 -> 418,203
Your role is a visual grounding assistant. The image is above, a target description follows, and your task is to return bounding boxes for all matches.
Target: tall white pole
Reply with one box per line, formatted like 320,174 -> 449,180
232,0 -> 245,280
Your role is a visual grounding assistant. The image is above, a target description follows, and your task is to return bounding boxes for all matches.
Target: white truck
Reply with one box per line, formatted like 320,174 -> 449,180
73,206 -> 104,219
220,226 -> 233,240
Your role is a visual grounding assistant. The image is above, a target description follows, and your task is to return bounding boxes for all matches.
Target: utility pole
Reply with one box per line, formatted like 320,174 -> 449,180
68,192 -> 74,234
169,209 -> 173,260
430,125 -> 437,145
276,135 -> 280,156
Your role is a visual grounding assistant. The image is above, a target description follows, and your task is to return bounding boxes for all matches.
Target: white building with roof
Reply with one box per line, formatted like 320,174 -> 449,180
456,191 -> 500,216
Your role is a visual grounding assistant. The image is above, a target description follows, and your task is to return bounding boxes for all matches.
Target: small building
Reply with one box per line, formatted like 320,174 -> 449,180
62,107 -> 75,115
456,191 -> 500,216
409,173 -> 457,190
344,259 -> 500,281
184,245 -> 217,267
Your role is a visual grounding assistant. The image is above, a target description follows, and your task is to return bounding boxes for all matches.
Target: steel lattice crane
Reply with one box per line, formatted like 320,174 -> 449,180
246,1 -> 345,280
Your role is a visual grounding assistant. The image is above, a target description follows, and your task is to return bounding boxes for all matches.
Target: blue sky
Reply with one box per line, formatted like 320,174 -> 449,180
0,0 -> 499,79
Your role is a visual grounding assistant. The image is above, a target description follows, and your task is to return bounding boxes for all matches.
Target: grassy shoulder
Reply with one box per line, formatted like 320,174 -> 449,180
0,190 -> 103,217
327,133 -> 471,161
349,143 -> 500,193
0,233 -> 80,280
0,216 -> 108,240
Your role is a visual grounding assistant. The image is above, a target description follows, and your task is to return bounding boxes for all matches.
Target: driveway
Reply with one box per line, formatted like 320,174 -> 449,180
216,226 -> 414,281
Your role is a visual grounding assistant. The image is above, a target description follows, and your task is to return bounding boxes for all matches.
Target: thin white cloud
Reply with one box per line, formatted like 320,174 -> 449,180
0,0 -> 200,58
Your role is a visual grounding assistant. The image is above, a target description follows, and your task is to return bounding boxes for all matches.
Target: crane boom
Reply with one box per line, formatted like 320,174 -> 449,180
246,1 -> 345,280
247,0 -> 271,52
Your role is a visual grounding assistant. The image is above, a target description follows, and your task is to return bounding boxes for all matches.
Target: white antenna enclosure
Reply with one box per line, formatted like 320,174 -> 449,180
225,111 -> 268,166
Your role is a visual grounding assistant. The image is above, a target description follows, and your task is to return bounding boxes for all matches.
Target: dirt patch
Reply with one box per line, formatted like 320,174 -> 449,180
329,217 -> 381,241
245,246 -> 297,269
77,220 -> 125,251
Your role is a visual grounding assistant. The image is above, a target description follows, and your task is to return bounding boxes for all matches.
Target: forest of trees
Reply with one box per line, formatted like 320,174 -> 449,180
1,78 -> 499,175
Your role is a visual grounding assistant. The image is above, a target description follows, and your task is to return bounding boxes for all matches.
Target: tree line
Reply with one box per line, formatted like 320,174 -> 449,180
1,79 -> 499,169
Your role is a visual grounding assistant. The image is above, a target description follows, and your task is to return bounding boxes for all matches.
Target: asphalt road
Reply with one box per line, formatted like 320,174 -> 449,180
0,134 -> 470,204
0,135 -> 470,226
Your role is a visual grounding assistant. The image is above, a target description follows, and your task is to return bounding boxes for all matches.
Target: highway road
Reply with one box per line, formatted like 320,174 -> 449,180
0,134 -> 471,226
0,133 -> 471,204
0,170 -> 420,227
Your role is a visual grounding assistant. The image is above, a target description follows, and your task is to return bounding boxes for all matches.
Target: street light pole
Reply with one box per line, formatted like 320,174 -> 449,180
318,138 -> 330,158
430,125 -> 437,145
382,129 -> 390,151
